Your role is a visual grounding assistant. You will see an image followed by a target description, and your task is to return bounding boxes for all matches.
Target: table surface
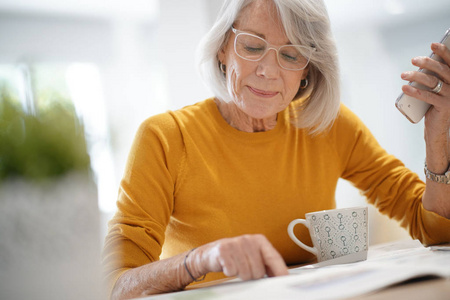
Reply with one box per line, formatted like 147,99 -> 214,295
347,278 -> 450,300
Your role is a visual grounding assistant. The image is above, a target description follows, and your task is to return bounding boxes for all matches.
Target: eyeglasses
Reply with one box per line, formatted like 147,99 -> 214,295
231,27 -> 315,71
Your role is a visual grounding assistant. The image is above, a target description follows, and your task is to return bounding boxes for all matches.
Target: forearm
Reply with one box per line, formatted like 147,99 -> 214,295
422,124 -> 450,218
401,41 -> 450,218
110,251 -> 198,300
109,235 -> 289,299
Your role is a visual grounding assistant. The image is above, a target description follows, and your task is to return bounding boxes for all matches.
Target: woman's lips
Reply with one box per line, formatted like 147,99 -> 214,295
247,86 -> 279,98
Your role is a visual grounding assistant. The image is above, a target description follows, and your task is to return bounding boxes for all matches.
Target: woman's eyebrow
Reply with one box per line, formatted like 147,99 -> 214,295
239,28 -> 292,45
240,28 -> 266,39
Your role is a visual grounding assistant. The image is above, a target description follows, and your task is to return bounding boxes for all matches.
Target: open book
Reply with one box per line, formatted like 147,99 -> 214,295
145,240 -> 450,300
286,239 -> 450,299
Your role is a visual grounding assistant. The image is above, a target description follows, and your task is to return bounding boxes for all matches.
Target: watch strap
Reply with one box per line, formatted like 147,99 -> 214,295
424,163 -> 450,184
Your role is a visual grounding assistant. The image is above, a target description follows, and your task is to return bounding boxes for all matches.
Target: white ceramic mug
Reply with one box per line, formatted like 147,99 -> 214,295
288,206 -> 368,263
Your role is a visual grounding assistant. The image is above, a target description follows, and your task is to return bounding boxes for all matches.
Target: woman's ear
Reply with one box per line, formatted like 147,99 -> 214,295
218,29 -> 233,66
218,47 -> 226,66
301,66 -> 309,80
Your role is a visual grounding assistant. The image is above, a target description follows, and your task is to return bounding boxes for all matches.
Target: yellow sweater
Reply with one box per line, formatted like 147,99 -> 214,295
103,98 -> 450,293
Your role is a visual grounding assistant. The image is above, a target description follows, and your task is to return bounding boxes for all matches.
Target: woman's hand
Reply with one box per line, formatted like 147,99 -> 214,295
401,43 -> 450,135
189,234 -> 289,281
400,42 -> 450,218
111,234 -> 288,300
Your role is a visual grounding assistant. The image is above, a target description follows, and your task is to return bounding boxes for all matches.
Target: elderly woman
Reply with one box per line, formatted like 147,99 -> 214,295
103,0 -> 450,298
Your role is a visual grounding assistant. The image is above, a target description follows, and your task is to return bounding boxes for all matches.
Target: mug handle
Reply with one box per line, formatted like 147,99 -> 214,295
287,219 -> 318,255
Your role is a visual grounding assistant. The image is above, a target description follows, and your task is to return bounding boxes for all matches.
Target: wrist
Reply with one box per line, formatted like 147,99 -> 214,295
425,134 -> 449,174
425,158 -> 449,175
185,248 -> 206,282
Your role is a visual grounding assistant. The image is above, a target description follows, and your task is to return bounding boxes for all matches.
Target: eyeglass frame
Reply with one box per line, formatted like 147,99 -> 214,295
231,27 -> 316,71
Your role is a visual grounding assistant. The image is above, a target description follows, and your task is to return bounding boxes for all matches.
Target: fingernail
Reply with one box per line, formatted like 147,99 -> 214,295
403,85 -> 414,93
401,71 -> 411,79
431,43 -> 440,51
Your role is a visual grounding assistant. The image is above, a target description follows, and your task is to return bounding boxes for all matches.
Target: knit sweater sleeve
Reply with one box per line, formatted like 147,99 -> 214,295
102,112 -> 185,297
334,104 -> 450,246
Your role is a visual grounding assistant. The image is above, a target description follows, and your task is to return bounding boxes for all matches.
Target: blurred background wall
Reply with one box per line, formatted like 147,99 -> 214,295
0,0 -> 449,245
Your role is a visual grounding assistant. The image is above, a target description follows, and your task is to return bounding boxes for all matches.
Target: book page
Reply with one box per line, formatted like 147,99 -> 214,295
143,240 -> 450,300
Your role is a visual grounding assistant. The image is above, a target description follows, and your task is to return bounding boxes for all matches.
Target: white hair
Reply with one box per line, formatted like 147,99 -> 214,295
196,0 -> 340,135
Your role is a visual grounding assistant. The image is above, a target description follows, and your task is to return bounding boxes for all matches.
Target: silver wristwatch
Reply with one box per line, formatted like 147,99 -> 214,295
424,163 -> 450,184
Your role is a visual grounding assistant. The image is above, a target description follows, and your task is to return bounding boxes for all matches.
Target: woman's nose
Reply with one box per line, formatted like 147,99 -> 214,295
256,48 -> 280,78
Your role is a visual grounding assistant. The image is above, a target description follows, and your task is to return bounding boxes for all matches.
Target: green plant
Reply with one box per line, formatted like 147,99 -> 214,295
0,87 -> 91,181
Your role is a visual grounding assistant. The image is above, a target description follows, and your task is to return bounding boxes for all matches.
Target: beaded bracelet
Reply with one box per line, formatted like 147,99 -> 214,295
184,247 -> 206,282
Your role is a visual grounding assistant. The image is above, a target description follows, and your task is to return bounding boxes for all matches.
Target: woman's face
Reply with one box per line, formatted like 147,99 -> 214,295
218,0 -> 309,120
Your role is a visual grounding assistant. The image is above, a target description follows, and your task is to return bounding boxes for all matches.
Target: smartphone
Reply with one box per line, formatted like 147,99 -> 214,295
395,28 -> 450,123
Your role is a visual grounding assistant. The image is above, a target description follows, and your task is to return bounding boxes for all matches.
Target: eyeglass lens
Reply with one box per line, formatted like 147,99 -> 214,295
235,33 -> 311,70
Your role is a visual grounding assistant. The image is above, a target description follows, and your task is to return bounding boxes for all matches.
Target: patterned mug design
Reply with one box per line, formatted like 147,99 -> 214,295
288,207 -> 368,262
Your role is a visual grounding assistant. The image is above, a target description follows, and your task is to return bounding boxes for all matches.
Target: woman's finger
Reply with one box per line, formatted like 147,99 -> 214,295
230,235 -> 274,280
260,239 -> 289,277
401,71 -> 450,96
431,42 -> 450,71
214,241 -> 241,277
231,240 -> 253,280
243,234 -> 273,279
411,56 -> 450,85
402,84 -> 450,110
401,71 -> 438,90
202,234 -> 287,280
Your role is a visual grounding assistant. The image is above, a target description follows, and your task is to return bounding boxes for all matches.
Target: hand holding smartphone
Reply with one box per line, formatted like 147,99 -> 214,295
395,28 -> 450,123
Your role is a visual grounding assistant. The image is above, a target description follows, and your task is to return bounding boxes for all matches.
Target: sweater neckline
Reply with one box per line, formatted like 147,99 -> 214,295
205,98 -> 287,142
